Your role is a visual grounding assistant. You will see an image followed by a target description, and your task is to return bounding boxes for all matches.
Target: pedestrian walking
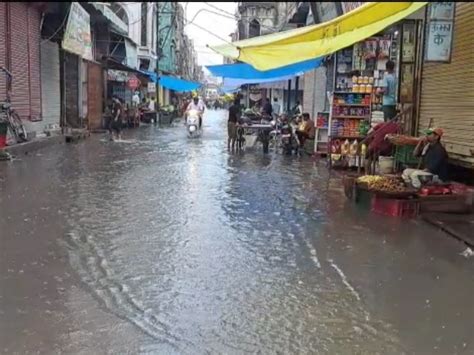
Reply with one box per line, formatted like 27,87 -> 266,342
110,96 -> 124,141
227,98 -> 241,151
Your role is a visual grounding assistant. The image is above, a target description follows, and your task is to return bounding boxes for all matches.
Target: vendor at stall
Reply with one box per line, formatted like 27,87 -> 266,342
402,128 -> 448,188
296,113 -> 315,147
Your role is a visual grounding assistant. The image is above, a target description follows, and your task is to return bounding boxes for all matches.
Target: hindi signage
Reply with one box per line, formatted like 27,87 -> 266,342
425,2 -> 455,62
62,2 -> 93,61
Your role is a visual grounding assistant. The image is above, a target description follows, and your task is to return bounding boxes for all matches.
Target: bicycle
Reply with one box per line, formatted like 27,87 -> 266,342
0,66 -> 28,144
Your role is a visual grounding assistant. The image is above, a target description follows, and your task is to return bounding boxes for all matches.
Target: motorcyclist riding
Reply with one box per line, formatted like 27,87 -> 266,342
185,96 -> 205,129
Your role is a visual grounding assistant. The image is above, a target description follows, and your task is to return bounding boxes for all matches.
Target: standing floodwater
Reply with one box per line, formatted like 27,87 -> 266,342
1,110 -> 473,354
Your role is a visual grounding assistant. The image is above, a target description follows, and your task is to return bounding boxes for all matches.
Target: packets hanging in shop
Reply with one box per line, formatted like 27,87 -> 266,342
352,43 -> 363,71
364,39 -> 378,60
378,39 -> 391,59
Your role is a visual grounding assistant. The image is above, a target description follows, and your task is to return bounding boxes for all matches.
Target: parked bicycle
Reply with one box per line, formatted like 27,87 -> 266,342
0,66 -> 28,144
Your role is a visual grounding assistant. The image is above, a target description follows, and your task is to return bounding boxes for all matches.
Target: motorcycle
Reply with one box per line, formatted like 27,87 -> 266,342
280,117 -> 300,155
186,109 -> 201,138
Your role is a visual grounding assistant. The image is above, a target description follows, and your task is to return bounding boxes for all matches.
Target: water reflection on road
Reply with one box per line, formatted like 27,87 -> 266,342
1,110 -> 473,354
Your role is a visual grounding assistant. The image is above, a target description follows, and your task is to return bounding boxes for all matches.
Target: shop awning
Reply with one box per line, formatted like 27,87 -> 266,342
210,2 -> 427,71
106,57 -> 144,76
222,74 -> 296,88
206,57 -> 321,79
140,71 -> 201,92
160,75 -> 201,92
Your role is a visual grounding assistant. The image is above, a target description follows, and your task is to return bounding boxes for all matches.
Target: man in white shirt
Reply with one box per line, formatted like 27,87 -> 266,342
132,91 -> 140,107
186,96 -> 205,128
271,97 -> 281,119
148,96 -> 156,112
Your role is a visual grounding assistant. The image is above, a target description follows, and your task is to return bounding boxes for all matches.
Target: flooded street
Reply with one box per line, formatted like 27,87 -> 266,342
1,110 -> 473,354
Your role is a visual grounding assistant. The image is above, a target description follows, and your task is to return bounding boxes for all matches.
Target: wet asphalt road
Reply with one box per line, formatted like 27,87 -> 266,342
0,109 -> 473,354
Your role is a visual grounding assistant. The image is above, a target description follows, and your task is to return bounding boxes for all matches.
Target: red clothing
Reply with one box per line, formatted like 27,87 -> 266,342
367,122 -> 400,155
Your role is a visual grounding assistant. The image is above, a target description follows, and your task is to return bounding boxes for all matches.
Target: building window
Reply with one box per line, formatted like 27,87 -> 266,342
141,3 -> 148,46
249,19 -> 260,38
139,59 -> 150,71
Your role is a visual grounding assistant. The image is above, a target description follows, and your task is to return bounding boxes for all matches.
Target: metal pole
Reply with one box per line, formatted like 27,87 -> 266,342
295,76 -> 299,110
287,79 -> 291,112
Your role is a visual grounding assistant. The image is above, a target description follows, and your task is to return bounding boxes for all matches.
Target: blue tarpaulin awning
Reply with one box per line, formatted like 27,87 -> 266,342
205,57 -> 321,80
159,75 -> 201,92
141,71 -> 201,92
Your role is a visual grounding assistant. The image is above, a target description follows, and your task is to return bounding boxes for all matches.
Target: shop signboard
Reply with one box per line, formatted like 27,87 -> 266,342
107,70 -> 128,82
314,2 -> 341,23
147,82 -> 156,93
425,2 -> 455,62
127,75 -> 140,90
341,2 -> 364,14
62,2 -> 93,61
429,2 -> 455,21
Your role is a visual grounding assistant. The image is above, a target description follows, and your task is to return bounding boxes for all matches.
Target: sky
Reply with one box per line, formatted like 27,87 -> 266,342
180,2 -> 238,70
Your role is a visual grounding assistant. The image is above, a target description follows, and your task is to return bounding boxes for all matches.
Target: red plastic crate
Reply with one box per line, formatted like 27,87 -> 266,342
371,197 -> 419,218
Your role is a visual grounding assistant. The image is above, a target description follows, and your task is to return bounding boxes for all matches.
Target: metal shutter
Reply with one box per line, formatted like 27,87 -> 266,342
419,3 -> 474,167
27,6 -> 41,121
0,3 -> 7,101
40,41 -> 60,127
8,3 -> 42,121
9,3 -> 30,120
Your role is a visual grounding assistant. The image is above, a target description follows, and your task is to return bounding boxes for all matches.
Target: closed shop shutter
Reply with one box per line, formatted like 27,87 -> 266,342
40,41 -> 60,127
0,2 -> 7,101
9,2 -> 30,119
27,6 -> 41,121
7,3 -> 42,121
419,3 -> 474,167
87,62 -> 103,130
64,51 -> 80,128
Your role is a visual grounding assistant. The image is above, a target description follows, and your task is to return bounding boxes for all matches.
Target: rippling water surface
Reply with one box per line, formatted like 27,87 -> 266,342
1,110 -> 473,354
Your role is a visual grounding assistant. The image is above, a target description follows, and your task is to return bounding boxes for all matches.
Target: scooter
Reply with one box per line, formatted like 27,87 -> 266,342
186,109 -> 201,138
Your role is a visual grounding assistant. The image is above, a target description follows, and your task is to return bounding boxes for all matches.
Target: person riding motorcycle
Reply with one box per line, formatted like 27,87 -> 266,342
185,96 -> 205,128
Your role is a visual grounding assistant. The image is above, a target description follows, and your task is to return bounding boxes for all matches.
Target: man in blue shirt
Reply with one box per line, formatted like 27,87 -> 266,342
379,60 -> 397,121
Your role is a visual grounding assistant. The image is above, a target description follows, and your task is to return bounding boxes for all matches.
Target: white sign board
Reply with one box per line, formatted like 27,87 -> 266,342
147,82 -> 156,93
62,2 -> 93,61
425,2 -> 455,62
426,21 -> 454,62
429,2 -> 455,20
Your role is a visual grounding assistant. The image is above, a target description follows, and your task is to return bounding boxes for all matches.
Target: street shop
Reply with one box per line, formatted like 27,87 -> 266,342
328,17 -> 424,169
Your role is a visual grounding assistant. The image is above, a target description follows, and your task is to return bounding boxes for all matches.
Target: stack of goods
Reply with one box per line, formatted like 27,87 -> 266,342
333,106 -> 370,118
343,119 -> 360,137
371,111 -> 385,126
331,120 -> 345,136
351,76 -> 375,94
358,121 -> 371,136
334,94 -> 371,105
316,113 -> 329,128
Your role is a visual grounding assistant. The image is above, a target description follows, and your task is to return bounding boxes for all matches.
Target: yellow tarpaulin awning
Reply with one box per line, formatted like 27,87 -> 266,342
210,2 -> 427,71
